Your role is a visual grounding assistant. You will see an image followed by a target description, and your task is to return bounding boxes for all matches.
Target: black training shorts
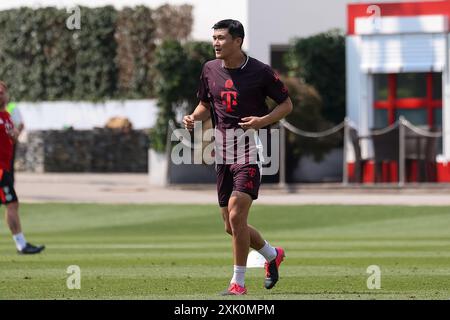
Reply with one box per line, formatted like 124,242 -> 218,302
0,169 -> 18,205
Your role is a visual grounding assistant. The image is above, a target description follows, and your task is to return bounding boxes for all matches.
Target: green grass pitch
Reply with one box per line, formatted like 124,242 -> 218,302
0,203 -> 449,299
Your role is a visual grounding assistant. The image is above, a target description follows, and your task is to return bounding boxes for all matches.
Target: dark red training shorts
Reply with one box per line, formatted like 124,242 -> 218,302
216,163 -> 261,207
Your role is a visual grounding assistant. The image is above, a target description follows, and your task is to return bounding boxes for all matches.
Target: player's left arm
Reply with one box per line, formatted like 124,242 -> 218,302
238,97 -> 293,130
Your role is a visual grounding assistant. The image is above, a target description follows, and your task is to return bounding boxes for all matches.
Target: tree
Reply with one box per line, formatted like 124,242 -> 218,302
150,40 -> 214,152
285,29 -> 346,124
271,77 -> 342,180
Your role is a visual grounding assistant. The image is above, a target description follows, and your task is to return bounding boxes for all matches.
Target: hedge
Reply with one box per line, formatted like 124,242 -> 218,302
0,5 -> 193,101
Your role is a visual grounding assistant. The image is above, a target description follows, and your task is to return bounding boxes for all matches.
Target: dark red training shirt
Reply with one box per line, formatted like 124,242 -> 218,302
197,56 -> 289,163
197,56 -> 288,130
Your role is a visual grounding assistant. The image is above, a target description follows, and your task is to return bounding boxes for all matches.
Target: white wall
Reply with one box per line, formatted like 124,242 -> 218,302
247,0 -> 349,64
18,100 -> 158,131
444,35 -> 450,160
0,0 -> 248,48
346,35 -> 375,161
346,36 -> 362,131
245,0 -> 437,63
348,17 -> 449,160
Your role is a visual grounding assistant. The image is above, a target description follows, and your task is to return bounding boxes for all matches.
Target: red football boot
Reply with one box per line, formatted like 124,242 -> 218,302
220,283 -> 248,296
264,247 -> 285,289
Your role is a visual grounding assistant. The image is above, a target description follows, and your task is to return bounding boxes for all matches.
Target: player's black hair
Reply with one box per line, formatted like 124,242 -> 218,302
212,19 -> 245,47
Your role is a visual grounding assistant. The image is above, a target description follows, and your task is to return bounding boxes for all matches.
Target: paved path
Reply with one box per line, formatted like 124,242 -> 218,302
14,173 -> 450,206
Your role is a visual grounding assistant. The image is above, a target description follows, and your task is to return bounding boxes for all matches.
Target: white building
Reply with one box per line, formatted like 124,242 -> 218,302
346,0 -> 450,182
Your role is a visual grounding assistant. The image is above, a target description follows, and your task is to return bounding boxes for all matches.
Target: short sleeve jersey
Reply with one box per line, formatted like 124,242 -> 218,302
197,56 -> 289,131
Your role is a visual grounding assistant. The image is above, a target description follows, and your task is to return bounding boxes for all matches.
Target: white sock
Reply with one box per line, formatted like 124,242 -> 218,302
13,232 -> 27,251
258,240 -> 277,262
230,265 -> 246,287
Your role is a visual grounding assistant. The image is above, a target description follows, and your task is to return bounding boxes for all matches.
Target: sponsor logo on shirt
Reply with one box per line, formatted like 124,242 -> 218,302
221,79 -> 238,113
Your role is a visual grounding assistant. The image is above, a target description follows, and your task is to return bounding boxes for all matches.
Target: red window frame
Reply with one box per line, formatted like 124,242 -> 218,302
374,73 -> 442,126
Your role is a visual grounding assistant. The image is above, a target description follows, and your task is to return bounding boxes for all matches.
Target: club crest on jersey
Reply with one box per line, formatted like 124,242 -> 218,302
221,79 -> 238,113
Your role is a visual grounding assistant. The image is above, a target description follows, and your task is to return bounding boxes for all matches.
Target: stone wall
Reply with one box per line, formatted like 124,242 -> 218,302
16,129 -> 149,172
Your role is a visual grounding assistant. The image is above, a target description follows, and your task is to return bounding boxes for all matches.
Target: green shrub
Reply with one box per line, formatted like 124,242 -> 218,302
285,29 -> 346,125
0,5 -> 194,101
150,40 -> 214,152
280,77 -> 342,178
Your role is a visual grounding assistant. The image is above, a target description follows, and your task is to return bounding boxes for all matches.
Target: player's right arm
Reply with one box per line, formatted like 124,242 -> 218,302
183,100 -> 211,131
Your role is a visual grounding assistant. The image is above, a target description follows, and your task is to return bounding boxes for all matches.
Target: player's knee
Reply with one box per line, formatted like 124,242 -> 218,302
229,211 -> 246,230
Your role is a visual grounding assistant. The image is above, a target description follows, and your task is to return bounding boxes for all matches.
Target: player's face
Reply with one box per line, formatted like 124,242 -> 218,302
212,29 -> 242,60
0,85 -> 8,108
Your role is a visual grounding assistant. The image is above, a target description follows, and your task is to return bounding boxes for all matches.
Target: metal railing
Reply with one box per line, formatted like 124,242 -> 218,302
278,119 -> 345,187
343,116 -> 443,186
163,117 -> 443,186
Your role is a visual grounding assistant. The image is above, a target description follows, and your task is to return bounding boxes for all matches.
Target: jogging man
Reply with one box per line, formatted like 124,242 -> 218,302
183,20 -> 293,295
0,81 -> 45,254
